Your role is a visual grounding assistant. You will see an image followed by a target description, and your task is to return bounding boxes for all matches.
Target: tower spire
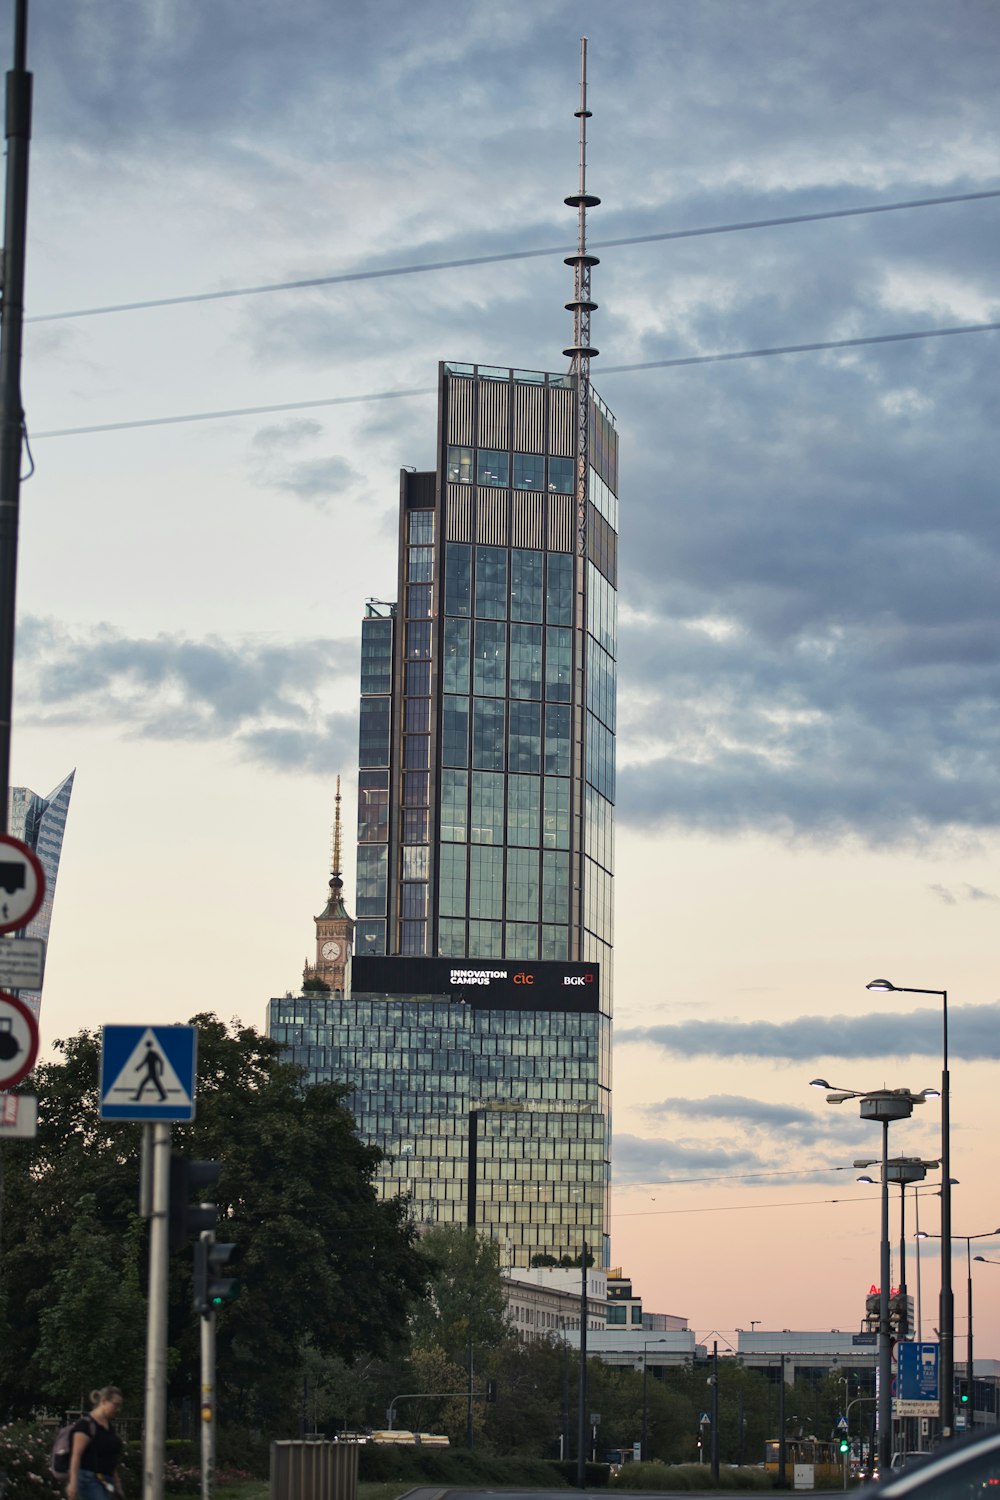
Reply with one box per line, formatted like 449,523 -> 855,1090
331,774 -> 342,884
563,37 -> 599,561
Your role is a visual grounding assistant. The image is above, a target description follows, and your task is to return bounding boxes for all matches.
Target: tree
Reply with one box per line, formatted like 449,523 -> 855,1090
0,1016 -> 429,1427
408,1225 -> 512,1366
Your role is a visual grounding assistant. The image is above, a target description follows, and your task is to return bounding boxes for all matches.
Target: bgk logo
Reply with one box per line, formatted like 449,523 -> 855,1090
563,973 -> 595,986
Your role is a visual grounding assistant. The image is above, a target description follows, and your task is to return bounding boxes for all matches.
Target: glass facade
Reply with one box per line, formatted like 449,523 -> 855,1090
267,990 -> 607,1264
7,771 -> 75,1017
274,362 -> 618,1269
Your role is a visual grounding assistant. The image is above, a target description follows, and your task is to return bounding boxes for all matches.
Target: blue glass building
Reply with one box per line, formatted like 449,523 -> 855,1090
269,359 -> 618,1266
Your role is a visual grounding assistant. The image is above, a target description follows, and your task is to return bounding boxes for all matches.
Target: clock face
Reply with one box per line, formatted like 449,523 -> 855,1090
321,940 -> 341,960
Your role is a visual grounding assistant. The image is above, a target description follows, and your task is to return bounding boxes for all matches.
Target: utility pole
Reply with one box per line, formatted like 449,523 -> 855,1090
0,0 -> 32,825
710,1341 -> 720,1481
576,1241 -> 588,1488
200,1233 -> 216,1500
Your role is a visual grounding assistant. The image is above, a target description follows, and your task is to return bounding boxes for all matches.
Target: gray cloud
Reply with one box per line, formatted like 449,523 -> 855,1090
16,616 -> 358,774
251,419 -> 324,451
611,1132 -> 855,1187
929,882 -> 999,905
617,1004 -> 1000,1062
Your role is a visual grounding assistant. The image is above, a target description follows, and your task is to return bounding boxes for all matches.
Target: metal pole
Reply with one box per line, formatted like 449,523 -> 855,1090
940,990 -> 953,1439
967,1241 -> 973,1422
576,1241 -> 588,1488
0,0 -> 32,825
143,1122 -> 171,1500
641,1347 -> 649,1462
200,1293 -> 215,1500
710,1341 -> 720,1481
914,1191 -> 923,1344
466,1332 -> 474,1449
776,1354 -> 787,1489
878,1118 -> 893,1473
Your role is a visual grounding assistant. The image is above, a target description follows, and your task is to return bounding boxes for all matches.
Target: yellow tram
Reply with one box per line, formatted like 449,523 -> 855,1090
764,1437 -> 842,1483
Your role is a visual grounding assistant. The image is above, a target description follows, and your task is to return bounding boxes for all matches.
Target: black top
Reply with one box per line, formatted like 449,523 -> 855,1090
73,1417 -> 123,1475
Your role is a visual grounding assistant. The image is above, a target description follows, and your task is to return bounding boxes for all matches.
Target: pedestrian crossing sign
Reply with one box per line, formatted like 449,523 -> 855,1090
100,1024 -> 198,1121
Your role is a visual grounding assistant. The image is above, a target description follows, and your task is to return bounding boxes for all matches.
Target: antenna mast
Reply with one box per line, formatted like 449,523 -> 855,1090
330,774 -> 342,884
563,36 -> 599,558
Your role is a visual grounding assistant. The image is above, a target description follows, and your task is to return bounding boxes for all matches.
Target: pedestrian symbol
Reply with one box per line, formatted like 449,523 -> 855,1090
100,1025 -> 198,1121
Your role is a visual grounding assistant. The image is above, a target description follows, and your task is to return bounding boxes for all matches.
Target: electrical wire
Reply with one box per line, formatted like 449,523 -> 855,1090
612,1194 -> 874,1219
31,320 -> 1000,440
26,188 -> 1000,325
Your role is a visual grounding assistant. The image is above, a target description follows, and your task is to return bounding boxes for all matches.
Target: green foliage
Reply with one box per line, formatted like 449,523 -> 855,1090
0,1425 -> 138,1500
612,1462 -> 772,1490
408,1225 -> 512,1365
0,1017 -> 428,1428
357,1445 -> 571,1488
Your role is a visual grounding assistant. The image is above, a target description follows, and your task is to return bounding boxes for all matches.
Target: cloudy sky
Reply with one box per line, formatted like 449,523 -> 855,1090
14,0 -> 1000,1351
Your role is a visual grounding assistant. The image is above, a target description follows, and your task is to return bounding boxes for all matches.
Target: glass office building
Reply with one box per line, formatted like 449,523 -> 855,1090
7,769 -> 75,1016
269,360 -> 618,1267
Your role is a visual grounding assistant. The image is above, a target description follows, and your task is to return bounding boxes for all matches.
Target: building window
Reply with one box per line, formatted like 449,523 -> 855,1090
468,919 -> 502,957
475,546 -> 508,620
631,1306 -> 643,1324
408,546 -> 433,583
510,624 -> 542,701
409,510 -> 434,544
508,700 -> 541,774
444,618 -> 470,693
407,583 -> 432,618
405,698 -> 430,733
548,455 -> 574,494
445,543 -> 472,617
400,920 -> 426,955
403,807 -> 428,842
439,917 -> 466,954
541,924 -> 568,960
607,1305 -> 626,1325
403,735 -> 429,769
359,698 -> 390,767
506,848 -> 539,922
544,702 -> 571,775
439,845 -> 467,918
401,883 -> 428,919
545,628 -> 572,702
447,445 -> 474,484
405,661 -> 431,696
542,780 -> 570,850
360,619 -> 393,694
510,550 -> 543,623
442,697 -> 470,767
357,770 -> 389,842
477,449 -> 510,487
513,452 -> 544,490
403,771 -> 429,806
403,846 -> 429,881
472,699 -> 505,771
441,770 -> 469,842
546,553 -> 573,626
542,849 -> 569,920
507,774 -> 540,847
473,620 -> 507,698
356,845 -> 388,916
471,771 -> 503,844
505,922 -> 538,959
470,845 -> 503,920
406,621 -> 432,659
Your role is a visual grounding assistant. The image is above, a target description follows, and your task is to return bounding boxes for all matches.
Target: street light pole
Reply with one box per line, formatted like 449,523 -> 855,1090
867,980 -> 952,1437
640,1337 -> 667,1462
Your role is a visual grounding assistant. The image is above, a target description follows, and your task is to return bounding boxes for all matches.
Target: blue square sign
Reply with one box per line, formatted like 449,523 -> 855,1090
899,1342 -> 939,1402
100,1025 -> 198,1121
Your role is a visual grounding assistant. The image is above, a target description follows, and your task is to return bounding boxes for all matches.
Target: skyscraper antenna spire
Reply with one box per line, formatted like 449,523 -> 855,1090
563,36 -> 600,371
563,37 -> 599,561
330,774 -> 343,889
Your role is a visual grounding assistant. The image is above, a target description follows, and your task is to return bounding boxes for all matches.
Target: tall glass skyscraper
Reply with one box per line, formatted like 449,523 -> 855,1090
7,769 -> 75,1015
269,52 -> 617,1266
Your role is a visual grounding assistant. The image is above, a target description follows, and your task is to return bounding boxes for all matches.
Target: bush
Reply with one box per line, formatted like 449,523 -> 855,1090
357,1446 -> 572,1488
0,1425 -> 139,1500
611,1462 -> 773,1491
546,1459 -> 611,1487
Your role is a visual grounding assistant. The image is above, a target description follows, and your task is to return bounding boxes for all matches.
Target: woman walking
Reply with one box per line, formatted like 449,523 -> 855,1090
66,1387 -> 125,1500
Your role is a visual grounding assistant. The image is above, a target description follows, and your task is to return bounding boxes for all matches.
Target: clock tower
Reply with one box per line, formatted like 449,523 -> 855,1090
303,776 -> 354,995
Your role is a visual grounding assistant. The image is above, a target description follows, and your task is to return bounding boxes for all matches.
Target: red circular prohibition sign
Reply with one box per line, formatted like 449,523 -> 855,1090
0,989 -> 40,1089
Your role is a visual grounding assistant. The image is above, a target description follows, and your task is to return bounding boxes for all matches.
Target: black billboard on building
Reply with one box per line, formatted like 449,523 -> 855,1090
351,954 -> 600,1012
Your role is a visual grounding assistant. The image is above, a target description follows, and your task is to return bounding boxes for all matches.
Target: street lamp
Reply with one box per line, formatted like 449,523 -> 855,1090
866,978 -> 953,1437
856,1157 -> 939,1338
641,1337 -> 668,1462
918,1228 -> 1000,1421
812,1081 -> 933,1473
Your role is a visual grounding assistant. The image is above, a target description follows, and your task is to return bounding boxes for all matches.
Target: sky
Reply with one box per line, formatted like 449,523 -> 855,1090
10,0 -> 1000,1358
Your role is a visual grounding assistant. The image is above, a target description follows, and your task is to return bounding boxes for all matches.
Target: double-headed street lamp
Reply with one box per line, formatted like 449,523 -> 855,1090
918,1229 -> 1000,1418
812,1081 -> 936,1473
856,1157 -> 940,1338
866,978 -> 953,1436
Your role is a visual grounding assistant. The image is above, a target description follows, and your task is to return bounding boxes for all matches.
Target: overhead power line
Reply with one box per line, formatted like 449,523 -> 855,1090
32,320 -> 1000,440
613,1194 -> 873,1219
26,188 -> 1000,324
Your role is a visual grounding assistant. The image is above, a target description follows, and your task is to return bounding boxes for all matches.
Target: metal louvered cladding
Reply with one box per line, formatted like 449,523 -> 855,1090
548,386 -> 575,457
446,485 -> 473,541
512,381 -> 545,453
546,493 -> 574,552
477,377 -> 510,450
476,490 -> 509,545
511,492 -> 544,549
448,377 -> 474,446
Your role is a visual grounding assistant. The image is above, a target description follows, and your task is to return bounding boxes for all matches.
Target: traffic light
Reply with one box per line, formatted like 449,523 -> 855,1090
865,1293 -> 881,1331
839,1438 -> 851,1455
958,1379 -> 970,1406
168,1156 -> 221,1251
889,1293 -> 911,1338
193,1233 -> 241,1317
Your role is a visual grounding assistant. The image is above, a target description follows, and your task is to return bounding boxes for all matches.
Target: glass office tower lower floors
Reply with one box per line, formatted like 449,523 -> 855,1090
267,989 -> 610,1266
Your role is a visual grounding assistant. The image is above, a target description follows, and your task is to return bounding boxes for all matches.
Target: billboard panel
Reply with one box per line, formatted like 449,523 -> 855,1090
351,954 -> 600,1011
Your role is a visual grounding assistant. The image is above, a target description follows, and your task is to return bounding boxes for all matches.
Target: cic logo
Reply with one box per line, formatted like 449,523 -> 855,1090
513,971 -> 535,985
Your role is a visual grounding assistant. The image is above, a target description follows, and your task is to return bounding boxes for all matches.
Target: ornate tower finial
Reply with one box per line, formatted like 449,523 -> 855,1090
330,774 -> 343,888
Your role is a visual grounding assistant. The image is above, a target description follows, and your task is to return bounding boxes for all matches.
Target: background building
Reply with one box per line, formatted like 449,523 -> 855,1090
7,770 -> 75,1015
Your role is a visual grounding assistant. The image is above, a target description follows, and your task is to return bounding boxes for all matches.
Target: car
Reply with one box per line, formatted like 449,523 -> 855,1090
858,1429 -> 1000,1496
892,1452 -> 934,1472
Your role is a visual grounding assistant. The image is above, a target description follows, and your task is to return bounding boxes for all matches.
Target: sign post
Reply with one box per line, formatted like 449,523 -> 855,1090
100,1024 -> 199,1500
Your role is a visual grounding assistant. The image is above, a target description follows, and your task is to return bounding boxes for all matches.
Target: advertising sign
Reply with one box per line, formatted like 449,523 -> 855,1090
352,955 -> 601,1011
